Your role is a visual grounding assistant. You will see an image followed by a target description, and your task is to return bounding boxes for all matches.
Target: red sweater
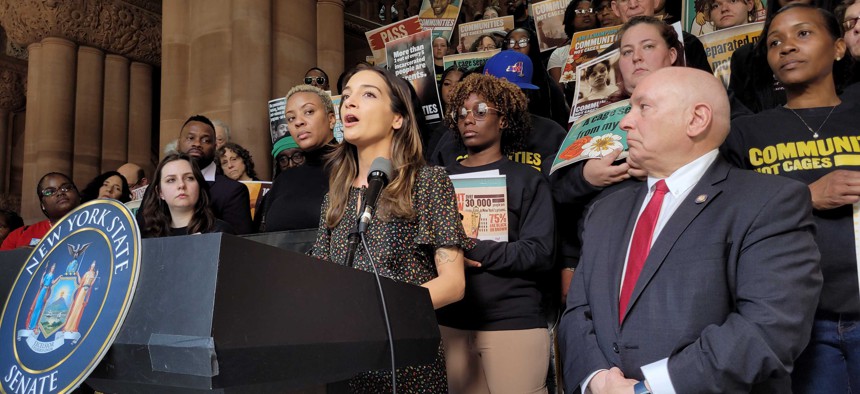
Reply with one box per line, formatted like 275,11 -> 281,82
0,220 -> 52,250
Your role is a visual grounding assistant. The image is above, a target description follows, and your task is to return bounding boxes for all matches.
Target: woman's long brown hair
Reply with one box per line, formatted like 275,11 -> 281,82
324,64 -> 426,228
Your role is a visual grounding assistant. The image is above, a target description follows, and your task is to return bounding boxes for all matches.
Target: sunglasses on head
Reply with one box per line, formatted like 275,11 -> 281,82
305,76 -> 327,85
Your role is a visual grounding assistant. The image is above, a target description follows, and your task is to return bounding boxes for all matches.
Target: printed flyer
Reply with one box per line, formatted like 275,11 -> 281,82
450,171 -> 509,242
551,100 -> 631,174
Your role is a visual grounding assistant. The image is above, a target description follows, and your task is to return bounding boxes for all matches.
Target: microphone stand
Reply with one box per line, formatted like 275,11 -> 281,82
344,195 -> 367,268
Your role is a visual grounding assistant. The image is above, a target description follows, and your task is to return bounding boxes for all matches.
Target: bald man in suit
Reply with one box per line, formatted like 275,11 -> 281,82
559,68 -> 822,393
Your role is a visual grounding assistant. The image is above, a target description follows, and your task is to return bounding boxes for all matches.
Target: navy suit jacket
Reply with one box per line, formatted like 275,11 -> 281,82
560,157 -> 822,393
208,174 -> 252,235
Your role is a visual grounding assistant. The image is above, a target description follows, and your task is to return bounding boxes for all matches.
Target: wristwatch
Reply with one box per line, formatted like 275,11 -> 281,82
634,380 -> 652,394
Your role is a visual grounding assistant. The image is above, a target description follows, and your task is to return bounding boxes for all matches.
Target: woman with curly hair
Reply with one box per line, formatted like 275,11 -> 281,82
80,171 -> 132,203
437,73 -> 556,393
471,34 -> 499,52
217,142 -> 258,182
311,64 -> 469,392
138,153 -> 233,237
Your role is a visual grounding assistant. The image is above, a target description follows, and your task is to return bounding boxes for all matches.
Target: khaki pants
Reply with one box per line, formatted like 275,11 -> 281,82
440,326 -> 550,394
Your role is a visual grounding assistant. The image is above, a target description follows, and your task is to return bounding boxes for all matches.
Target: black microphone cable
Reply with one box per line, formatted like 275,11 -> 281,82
360,233 -> 397,393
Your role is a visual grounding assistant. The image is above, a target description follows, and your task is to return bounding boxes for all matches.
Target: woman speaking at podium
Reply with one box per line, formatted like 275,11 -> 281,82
311,64 -> 469,393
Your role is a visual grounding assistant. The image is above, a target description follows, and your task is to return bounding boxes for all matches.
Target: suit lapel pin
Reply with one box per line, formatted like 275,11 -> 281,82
695,194 -> 707,204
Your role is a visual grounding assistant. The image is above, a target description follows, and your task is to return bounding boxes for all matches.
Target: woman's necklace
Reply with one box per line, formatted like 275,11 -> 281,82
785,105 -> 837,139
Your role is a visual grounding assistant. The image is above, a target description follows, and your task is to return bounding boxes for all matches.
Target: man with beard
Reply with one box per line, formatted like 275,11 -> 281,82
420,0 -> 461,19
177,115 -> 252,234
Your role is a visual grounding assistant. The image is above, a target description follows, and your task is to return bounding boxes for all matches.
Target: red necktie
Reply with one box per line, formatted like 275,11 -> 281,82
619,180 -> 669,323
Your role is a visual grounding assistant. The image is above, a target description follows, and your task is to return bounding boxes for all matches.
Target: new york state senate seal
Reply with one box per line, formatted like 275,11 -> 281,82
0,200 -> 141,394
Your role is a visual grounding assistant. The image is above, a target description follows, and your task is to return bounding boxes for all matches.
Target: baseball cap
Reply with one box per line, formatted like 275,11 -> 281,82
483,50 -> 538,90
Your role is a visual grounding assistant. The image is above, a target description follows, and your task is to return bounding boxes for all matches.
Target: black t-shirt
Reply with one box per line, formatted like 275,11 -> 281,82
169,219 -> 234,237
841,81 -> 860,105
429,113 -> 566,171
437,158 -> 555,330
722,102 -> 860,315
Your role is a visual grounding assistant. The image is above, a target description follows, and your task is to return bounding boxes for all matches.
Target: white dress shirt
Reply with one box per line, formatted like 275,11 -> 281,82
581,150 -> 720,394
201,161 -> 217,182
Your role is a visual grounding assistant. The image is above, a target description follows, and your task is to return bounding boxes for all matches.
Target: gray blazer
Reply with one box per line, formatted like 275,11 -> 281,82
560,157 -> 823,393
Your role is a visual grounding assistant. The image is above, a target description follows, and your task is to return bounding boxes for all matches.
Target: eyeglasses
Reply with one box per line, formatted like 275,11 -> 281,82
508,38 -> 530,48
574,8 -> 595,14
304,76 -> 327,85
276,151 -> 305,165
844,16 -> 860,31
40,184 -> 76,198
454,103 -> 501,121
477,45 -> 496,51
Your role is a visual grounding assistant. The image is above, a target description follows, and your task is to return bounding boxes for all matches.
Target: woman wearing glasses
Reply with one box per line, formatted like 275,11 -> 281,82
256,84 -> 338,232
548,0 -> 600,88
438,73 -> 555,393
272,135 -> 304,176
503,28 -> 571,128
1,173 -> 81,250
838,0 -> 860,102
303,67 -> 330,91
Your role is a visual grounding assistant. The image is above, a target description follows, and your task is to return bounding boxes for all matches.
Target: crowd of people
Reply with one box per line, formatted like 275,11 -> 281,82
2,0 -> 860,392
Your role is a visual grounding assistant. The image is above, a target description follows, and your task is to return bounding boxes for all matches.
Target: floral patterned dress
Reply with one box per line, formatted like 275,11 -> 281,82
311,166 -> 471,393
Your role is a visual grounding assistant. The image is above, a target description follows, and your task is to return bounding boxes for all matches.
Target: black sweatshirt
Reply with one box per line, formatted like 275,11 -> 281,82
722,103 -> 860,315
257,143 -> 334,232
437,158 -> 556,330
429,113 -> 566,171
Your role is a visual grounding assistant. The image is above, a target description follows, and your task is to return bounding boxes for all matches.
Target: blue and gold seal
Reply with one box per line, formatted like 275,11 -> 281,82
0,200 -> 140,393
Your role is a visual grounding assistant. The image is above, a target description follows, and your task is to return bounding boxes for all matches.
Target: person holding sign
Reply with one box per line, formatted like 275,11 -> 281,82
311,64 -> 469,392
438,73 -> 556,394
721,4 -> 859,391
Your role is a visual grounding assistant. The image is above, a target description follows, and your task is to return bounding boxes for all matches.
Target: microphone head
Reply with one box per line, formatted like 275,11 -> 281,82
368,157 -> 393,182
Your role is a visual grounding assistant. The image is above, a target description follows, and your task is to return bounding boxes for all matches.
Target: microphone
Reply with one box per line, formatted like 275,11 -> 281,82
358,157 -> 393,233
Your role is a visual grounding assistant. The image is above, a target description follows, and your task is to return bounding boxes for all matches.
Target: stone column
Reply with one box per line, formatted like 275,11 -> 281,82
0,109 -> 8,193
161,0 -> 190,156
317,0 -> 345,90
9,111 -> 25,201
187,0 -> 232,118
36,38 -> 77,175
21,43 -> 42,222
273,0 -> 317,98
24,38 -> 77,222
101,54 -> 130,172
0,66 -> 26,194
128,62 -> 154,176
231,0 -> 272,179
73,46 -> 105,188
